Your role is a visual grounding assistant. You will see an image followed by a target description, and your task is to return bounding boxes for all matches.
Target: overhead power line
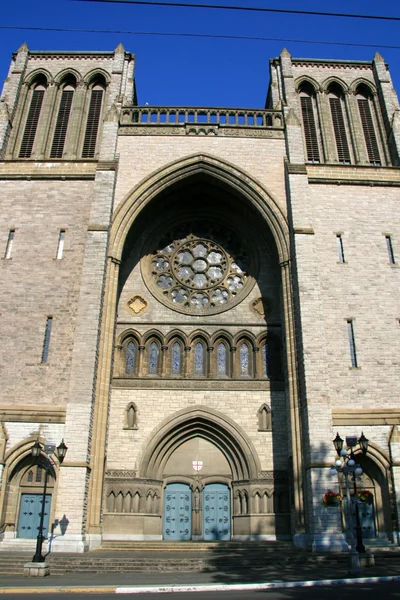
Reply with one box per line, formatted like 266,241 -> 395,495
2,24 -> 400,50
73,0 -> 400,23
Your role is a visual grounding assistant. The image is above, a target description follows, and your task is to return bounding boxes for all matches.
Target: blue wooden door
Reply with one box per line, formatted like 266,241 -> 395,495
202,483 -> 230,541
163,483 -> 192,541
358,497 -> 376,538
17,493 -> 51,539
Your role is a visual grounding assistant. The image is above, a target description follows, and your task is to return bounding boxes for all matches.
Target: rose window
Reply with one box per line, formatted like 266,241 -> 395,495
142,221 -> 258,315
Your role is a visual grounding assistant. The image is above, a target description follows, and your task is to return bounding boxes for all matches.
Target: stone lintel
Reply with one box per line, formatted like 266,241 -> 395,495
286,163 -> 307,175
0,405 -> 66,423
332,409 -> 400,426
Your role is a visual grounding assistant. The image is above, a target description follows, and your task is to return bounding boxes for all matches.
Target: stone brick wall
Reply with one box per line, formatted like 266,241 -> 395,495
0,179 -> 93,407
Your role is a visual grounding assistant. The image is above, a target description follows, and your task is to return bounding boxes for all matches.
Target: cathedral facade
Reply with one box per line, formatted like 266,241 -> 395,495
0,43 -> 399,553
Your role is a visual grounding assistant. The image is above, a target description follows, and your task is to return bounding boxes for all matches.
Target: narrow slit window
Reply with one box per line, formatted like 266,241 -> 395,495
125,341 -> 136,375
357,90 -> 381,165
194,343 -> 205,376
171,342 -> 182,375
148,341 -> 160,375
41,317 -> 53,364
386,235 -> 395,264
300,90 -> 320,163
50,86 -> 74,158
19,85 -> 46,158
239,343 -> 250,376
347,320 -> 358,368
82,86 -> 104,158
336,234 -> 345,263
329,89 -> 351,164
217,343 -> 227,377
56,230 -> 65,260
4,229 -> 15,259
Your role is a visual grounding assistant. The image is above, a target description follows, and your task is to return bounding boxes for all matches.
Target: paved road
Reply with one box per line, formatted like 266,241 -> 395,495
1,581 -> 400,599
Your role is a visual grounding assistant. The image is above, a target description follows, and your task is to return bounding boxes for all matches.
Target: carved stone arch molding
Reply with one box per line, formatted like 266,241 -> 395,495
110,153 -> 289,263
139,406 -> 261,481
87,152 -> 303,535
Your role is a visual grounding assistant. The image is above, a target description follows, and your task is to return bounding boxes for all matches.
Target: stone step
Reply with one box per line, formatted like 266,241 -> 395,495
1,548 -> 400,576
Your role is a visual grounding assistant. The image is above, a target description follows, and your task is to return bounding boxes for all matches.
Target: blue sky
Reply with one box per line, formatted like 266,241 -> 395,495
1,0 -> 400,107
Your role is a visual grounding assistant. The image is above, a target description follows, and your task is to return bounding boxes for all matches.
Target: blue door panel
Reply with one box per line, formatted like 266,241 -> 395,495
202,483 -> 230,541
17,493 -> 51,539
163,483 -> 192,541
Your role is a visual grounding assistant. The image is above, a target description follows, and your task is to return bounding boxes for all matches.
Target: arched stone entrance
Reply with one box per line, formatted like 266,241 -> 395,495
0,443 -> 57,546
339,445 -> 394,542
90,153 -> 299,545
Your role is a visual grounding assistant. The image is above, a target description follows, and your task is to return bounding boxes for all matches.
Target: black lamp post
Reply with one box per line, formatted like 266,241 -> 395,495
31,439 -> 68,563
331,432 -> 369,556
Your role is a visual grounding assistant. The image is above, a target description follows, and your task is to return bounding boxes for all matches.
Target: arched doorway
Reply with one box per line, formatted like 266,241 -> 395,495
340,450 -> 393,542
2,454 -> 55,541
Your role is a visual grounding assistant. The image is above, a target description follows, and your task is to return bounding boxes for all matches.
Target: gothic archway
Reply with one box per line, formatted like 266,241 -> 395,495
87,153 -> 302,539
139,406 -> 261,481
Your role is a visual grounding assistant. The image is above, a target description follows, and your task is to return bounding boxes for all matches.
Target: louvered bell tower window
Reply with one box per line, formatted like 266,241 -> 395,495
82,86 -> 104,158
357,91 -> 381,166
329,88 -> 351,164
50,85 -> 74,158
19,85 -> 46,158
300,92 -> 320,163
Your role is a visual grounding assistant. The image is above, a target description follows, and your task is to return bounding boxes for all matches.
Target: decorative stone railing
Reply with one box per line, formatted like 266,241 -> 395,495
120,106 -> 283,130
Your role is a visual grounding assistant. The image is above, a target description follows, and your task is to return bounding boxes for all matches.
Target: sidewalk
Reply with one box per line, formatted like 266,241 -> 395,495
1,555 -> 400,594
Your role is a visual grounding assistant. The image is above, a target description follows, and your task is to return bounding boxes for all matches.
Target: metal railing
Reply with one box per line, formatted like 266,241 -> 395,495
120,107 -> 283,129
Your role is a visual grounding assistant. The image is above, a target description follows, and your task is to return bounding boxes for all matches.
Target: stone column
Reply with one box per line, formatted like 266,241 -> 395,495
252,347 -> 260,378
346,91 -> 369,165
207,346 -> 214,377
318,91 -> 337,163
63,81 -> 88,159
161,345 -> 168,376
184,346 -> 191,378
373,52 -> 400,164
5,82 -> 29,159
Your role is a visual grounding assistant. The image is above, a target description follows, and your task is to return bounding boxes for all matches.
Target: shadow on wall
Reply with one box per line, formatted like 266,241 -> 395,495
48,514 -> 69,554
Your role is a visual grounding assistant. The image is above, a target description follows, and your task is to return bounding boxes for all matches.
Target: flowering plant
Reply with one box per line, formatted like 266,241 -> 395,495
355,490 -> 373,504
322,490 -> 343,506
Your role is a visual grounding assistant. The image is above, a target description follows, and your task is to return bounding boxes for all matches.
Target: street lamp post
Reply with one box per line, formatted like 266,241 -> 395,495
31,439 -> 68,563
330,432 -> 369,575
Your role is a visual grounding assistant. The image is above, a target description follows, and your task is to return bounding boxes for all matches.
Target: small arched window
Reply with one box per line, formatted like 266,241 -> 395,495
125,402 -> 138,429
50,81 -> 75,158
299,83 -> 320,163
239,343 -> 250,377
171,341 -> 183,375
82,82 -> 105,158
19,80 -> 47,158
258,404 -> 272,431
217,342 -> 228,377
357,86 -> 381,166
148,341 -> 160,375
328,84 -> 351,164
125,340 -> 137,375
194,342 -> 205,376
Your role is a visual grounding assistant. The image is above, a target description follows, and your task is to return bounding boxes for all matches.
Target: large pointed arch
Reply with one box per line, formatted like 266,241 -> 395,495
110,153 -> 289,263
139,406 -> 261,480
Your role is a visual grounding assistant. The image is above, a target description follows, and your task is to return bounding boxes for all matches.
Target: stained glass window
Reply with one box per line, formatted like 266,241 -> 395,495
217,343 -> 227,377
262,343 -> 271,378
126,341 -> 136,375
194,342 -> 205,376
148,341 -> 160,375
171,342 -> 182,375
239,343 -> 250,376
